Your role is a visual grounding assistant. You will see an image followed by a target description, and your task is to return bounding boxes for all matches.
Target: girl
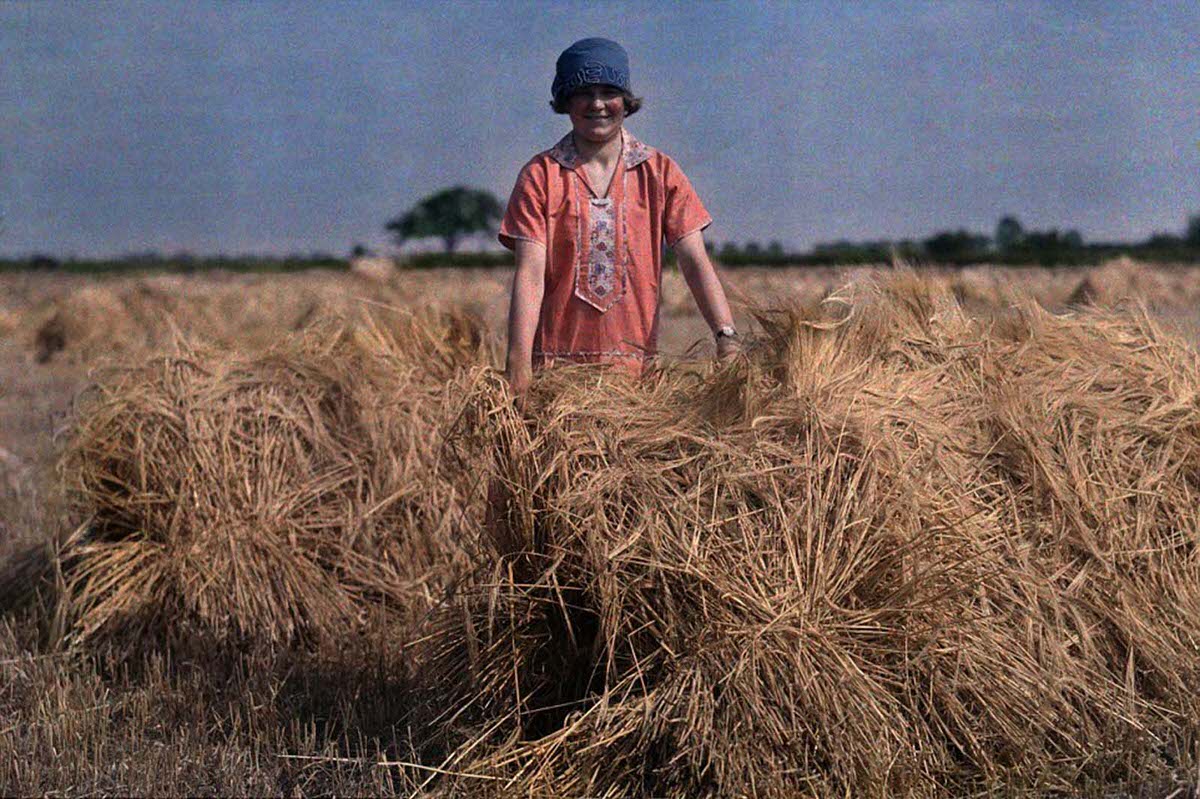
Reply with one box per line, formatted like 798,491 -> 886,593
499,37 -> 738,394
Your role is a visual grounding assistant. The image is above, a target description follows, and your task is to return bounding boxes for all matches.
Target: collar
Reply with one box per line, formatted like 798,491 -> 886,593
548,128 -> 653,170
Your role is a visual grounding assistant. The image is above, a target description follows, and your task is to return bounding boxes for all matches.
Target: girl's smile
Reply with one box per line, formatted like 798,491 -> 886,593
568,86 -> 626,143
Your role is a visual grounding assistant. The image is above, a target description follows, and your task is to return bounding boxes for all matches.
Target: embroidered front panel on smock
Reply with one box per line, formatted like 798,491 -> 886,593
580,197 -> 620,309
498,129 -> 712,372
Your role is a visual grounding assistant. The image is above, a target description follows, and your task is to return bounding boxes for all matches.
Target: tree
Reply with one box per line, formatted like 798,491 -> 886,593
922,229 -> 990,262
1186,214 -> 1200,247
718,241 -> 741,259
1144,232 -> 1182,248
1021,229 -> 1078,266
29,254 -> 61,271
994,215 -> 1024,253
386,186 -> 502,253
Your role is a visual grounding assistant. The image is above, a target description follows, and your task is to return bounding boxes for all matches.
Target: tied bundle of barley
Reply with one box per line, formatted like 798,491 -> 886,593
31,285 -> 146,363
57,307 -> 492,649
26,273 -> 414,364
31,281 -> 278,364
1065,256 -> 1192,310
423,272 -> 1200,797
350,256 -> 398,283
1066,258 -> 1200,313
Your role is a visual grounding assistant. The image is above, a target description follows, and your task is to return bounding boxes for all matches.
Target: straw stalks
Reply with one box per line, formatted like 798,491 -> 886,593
44,268 -> 1200,795
56,306 -> 491,650
424,271 -> 1200,796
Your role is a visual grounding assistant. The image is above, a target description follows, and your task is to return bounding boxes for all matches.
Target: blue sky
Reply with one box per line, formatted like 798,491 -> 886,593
1,0 -> 1197,257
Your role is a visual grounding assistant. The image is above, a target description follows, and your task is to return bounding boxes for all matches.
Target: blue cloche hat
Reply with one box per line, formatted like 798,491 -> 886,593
551,38 -> 631,106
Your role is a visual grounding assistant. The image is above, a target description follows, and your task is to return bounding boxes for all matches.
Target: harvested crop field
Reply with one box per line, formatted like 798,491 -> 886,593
2,261 -> 1200,796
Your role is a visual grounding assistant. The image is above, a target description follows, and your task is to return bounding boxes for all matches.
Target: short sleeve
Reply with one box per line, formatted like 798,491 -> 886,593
498,160 -> 548,251
661,156 -> 713,248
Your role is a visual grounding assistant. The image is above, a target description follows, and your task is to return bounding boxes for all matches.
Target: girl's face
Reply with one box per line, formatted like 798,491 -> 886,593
567,85 -> 625,144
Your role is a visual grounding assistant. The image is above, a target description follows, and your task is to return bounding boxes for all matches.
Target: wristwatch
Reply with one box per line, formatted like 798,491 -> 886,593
715,325 -> 738,340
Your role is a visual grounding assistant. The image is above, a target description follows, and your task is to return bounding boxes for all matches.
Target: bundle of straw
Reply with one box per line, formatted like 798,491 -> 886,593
26,275 -> 412,364
1067,256 -> 1172,308
57,307 -> 491,649
424,272 -> 1200,796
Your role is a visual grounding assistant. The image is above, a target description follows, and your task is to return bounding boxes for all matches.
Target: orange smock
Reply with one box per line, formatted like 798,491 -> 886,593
498,129 -> 712,373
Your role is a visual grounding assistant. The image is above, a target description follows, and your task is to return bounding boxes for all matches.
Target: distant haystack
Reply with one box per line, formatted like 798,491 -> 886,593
948,267 -> 1012,310
33,286 -> 144,363
350,256 -> 397,283
28,280 -> 280,363
24,276 -> 411,364
1068,256 -> 1168,307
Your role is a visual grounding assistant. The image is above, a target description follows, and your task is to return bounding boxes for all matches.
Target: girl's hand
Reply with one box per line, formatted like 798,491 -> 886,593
716,334 -> 742,361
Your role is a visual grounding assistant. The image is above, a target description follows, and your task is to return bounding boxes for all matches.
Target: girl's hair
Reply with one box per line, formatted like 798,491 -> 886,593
550,90 -> 643,116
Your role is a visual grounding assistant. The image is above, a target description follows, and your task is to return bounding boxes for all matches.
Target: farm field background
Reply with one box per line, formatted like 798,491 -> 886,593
2,260 -> 1200,796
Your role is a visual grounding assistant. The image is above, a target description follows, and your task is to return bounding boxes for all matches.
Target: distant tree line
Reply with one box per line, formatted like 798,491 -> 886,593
6,182 -> 1200,272
0,252 -> 348,275
713,214 -> 1200,267
383,188 -> 1200,268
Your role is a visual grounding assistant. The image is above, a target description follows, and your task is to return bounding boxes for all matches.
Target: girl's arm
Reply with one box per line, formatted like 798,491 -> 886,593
505,239 -> 547,394
674,231 -> 739,357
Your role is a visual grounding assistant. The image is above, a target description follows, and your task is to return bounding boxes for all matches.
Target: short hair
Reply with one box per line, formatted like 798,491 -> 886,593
550,89 -> 643,117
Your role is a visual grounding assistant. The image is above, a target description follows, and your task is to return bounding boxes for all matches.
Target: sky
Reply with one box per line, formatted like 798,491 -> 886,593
1,0 -> 1197,258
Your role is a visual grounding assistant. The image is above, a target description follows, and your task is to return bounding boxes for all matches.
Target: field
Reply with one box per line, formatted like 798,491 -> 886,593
2,260 -> 1200,797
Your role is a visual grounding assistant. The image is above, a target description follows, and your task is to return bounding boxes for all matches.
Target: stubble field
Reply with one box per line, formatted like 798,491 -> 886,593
1,259 -> 1199,797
